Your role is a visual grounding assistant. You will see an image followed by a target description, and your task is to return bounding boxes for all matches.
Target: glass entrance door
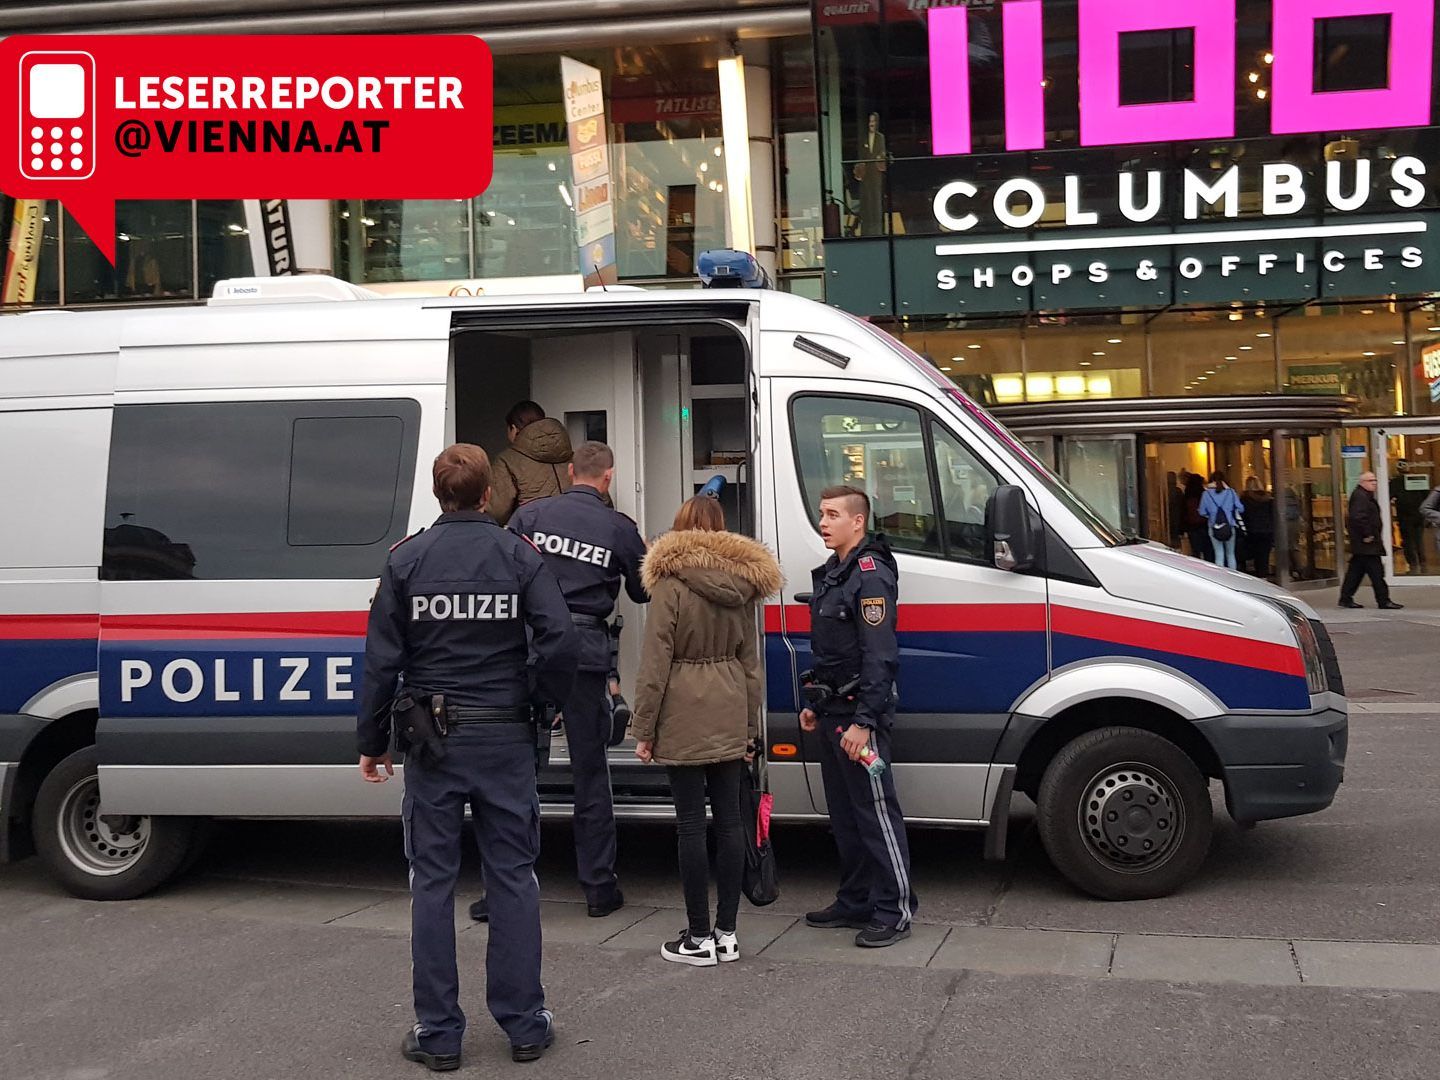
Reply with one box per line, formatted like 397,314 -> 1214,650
1374,426 -> 1440,580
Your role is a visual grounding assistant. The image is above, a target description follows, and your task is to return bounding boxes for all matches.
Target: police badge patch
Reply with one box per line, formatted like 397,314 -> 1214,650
861,596 -> 886,626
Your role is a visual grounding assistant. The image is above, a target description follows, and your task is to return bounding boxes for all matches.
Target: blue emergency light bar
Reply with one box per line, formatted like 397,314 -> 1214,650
697,249 -> 771,289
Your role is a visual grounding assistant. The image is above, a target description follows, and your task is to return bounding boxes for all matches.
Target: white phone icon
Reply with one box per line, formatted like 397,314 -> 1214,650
19,50 -> 96,181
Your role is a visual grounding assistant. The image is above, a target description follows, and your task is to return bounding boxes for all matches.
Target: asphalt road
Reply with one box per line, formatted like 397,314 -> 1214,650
2,587 -> 1438,1079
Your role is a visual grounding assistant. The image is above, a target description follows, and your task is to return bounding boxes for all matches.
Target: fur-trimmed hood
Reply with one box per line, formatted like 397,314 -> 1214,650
641,529 -> 783,608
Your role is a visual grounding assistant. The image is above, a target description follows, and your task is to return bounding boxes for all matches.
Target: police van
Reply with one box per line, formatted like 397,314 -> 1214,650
0,259 -> 1347,903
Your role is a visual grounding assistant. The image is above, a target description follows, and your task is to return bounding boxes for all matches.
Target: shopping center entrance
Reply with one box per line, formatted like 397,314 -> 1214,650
994,396 -> 1355,585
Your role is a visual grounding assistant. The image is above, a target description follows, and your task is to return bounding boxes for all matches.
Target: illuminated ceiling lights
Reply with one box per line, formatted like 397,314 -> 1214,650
1256,332 -> 1272,338
1107,338 -> 1122,344
1026,375 -> 1054,397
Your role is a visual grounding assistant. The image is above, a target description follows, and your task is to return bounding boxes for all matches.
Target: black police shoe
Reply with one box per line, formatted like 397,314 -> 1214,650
855,923 -> 912,948
402,1028 -> 460,1072
1338,598 -> 1363,609
804,905 -> 870,930
511,1013 -> 555,1063
468,896 -> 488,922
587,887 -> 625,918
1379,601 -> 1406,610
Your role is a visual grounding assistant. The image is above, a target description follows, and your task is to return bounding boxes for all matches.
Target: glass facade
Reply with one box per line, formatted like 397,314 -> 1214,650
335,40 -> 823,287
1,197 -> 253,308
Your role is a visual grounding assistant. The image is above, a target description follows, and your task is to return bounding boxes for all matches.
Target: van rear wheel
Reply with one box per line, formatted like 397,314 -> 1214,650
1037,727 -> 1213,901
33,746 -> 199,901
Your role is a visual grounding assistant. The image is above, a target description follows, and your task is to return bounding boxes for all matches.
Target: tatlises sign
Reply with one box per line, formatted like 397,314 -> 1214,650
916,0 -> 1438,312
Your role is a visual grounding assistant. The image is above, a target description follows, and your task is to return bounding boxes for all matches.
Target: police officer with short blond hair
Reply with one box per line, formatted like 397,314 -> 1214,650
358,443 -> 577,1071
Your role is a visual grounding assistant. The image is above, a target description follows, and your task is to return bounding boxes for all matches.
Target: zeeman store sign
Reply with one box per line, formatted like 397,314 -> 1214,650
869,0 -> 1440,317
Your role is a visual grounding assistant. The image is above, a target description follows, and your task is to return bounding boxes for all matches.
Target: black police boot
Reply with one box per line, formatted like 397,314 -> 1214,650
804,904 -> 870,930
587,887 -> 624,918
511,1013 -> 556,1063
1379,600 -> 1406,610
468,896 -> 488,923
1338,598 -> 1363,609
401,1028 -> 460,1072
855,923 -> 912,949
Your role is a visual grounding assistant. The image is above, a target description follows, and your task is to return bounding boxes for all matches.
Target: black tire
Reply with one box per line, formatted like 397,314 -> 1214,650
1036,726 -> 1213,901
32,746 -> 199,901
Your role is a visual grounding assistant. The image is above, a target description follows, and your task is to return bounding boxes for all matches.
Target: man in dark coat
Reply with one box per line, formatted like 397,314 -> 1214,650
1339,472 -> 1404,610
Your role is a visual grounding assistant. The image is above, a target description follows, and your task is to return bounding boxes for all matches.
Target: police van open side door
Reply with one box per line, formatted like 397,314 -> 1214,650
767,375 -> 1051,823
96,302 -> 448,817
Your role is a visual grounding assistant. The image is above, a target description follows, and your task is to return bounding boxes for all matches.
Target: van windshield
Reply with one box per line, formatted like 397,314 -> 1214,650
843,315 -> 1124,547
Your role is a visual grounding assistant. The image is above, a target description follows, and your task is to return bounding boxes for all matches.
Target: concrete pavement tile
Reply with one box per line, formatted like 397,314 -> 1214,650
759,919 -> 949,967
327,894 -> 479,935
538,899 -> 655,944
600,908 -> 798,955
1111,934 -> 1300,986
201,882 -> 393,925
1294,940 -> 1440,992
929,925 -> 1113,977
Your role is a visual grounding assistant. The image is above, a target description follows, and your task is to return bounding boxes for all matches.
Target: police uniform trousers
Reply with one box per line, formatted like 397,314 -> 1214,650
403,724 -> 550,1056
816,717 -> 918,929
564,667 -> 619,905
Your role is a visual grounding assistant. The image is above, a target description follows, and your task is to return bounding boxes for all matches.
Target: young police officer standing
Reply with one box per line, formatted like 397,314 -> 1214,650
799,485 -> 917,947
358,444 -> 578,1071
500,441 -> 647,917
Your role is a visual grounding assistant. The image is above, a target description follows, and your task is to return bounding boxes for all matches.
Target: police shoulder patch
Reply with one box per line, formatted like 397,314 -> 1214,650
858,555 -> 877,572
861,596 -> 886,626
390,527 -> 424,553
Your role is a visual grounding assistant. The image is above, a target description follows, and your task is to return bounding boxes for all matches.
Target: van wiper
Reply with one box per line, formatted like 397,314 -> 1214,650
1118,532 -> 1148,545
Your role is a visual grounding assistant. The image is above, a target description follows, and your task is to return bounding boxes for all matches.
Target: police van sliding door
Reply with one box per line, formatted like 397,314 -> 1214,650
768,378 -> 1050,823
95,312 -> 446,817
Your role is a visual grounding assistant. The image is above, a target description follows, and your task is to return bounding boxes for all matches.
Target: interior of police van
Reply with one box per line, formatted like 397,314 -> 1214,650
447,315 -> 757,808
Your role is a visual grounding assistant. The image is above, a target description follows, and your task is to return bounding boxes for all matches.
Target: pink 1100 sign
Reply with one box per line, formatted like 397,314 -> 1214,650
930,0 -> 1436,156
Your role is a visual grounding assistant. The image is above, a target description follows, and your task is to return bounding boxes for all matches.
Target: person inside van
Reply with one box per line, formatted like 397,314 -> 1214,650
630,494 -> 781,968
1200,471 -> 1244,570
489,401 -> 573,525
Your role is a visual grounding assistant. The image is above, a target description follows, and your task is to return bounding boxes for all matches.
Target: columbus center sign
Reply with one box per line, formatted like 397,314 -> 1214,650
893,0 -> 1440,316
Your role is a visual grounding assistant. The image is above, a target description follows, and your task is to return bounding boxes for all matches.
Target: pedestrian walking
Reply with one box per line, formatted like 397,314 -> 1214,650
497,440 -> 648,921
357,444 -> 578,1071
1200,471 -> 1245,570
630,495 -> 781,967
1240,476 -> 1275,577
1339,471 -> 1404,610
488,401 -> 574,525
799,485 -> 917,948
1392,468 -> 1430,575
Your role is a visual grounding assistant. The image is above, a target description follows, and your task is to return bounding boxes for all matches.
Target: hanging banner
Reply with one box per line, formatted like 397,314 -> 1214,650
561,56 -> 617,288
2,199 -> 46,305
242,199 -> 296,275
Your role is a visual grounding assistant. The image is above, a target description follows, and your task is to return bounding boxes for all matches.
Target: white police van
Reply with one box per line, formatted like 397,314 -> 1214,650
0,257 -> 1347,902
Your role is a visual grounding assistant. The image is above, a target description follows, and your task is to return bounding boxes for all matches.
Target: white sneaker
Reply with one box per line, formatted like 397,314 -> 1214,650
714,929 -> 739,963
660,929 -> 718,967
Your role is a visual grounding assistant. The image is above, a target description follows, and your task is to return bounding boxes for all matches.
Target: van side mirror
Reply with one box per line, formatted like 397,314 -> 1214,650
793,592 -> 813,604
987,485 -> 1040,572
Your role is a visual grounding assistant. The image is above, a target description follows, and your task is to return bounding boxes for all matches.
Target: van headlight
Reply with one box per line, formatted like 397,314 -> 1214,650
1271,601 -> 1327,695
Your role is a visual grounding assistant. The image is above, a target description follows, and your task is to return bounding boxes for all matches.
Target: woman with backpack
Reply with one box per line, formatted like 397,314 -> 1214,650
1200,471 -> 1245,570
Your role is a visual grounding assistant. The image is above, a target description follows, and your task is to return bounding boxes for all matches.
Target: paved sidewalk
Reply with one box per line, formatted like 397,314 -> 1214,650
6,863 -> 1439,994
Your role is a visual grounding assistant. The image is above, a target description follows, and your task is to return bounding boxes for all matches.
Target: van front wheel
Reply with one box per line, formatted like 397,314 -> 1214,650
33,747 -> 199,901
1037,727 -> 1213,901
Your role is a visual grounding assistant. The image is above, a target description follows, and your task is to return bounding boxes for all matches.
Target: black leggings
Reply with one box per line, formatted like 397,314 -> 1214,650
665,759 -> 746,938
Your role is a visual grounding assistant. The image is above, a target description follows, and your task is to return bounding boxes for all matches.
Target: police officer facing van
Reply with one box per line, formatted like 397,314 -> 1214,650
798,484 -> 917,947
358,444 -> 577,1071
503,441 -> 648,916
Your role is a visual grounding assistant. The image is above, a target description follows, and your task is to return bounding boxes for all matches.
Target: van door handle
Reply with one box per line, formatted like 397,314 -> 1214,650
792,592 -> 813,604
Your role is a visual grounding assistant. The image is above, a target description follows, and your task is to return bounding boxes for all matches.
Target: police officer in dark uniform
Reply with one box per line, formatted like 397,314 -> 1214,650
505,440 -> 647,916
798,484 -> 917,947
359,444 -> 577,1071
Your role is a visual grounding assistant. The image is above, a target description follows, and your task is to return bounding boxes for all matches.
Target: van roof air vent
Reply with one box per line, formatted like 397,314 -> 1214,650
209,275 -> 381,305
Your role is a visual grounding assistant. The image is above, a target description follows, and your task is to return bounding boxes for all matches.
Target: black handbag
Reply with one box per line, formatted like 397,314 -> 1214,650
741,753 -> 780,907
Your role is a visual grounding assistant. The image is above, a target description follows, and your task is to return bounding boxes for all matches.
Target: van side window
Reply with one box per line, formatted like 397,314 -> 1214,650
931,425 -> 999,565
790,395 -> 942,556
102,400 -> 419,581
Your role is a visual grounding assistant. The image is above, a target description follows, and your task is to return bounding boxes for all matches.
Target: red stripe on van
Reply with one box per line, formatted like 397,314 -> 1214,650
0,614 -> 99,639
101,611 -> 369,640
763,603 -> 1046,633
1051,606 -> 1304,677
